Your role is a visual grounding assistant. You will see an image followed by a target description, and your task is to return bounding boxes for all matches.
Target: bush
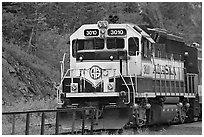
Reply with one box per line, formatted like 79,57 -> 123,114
36,31 -> 70,70
3,41 -> 60,82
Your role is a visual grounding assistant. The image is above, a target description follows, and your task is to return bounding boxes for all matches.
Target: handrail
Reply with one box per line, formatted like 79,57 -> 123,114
57,68 -> 89,103
151,54 -> 157,95
113,69 -> 116,92
185,73 -> 197,95
58,68 -> 88,89
60,53 -> 67,80
57,68 -> 120,103
57,68 -> 73,104
130,74 -> 136,105
119,73 -> 130,104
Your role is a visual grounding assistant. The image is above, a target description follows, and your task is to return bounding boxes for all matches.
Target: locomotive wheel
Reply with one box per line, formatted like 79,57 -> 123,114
138,118 -> 146,127
133,106 -> 147,127
179,109 -> 186,124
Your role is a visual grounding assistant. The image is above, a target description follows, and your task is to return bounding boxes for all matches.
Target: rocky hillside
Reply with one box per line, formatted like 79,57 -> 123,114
2,43 -> 55,105
2,33 -> 69,105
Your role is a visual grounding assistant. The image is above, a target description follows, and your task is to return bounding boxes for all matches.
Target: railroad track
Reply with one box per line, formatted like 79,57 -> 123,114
2,108 -> 202,135
2,108 -> 95,135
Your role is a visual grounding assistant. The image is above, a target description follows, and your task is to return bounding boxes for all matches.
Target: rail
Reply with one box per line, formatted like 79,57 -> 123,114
2,107 -> 96,135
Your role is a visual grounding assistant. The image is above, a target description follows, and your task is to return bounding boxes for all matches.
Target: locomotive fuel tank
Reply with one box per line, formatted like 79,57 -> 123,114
148,104 -> 178,125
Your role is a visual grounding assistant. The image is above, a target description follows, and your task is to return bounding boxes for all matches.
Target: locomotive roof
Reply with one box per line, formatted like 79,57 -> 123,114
74,22 -> 183,43
138,25 -> 184,42
71,22 -> 155,43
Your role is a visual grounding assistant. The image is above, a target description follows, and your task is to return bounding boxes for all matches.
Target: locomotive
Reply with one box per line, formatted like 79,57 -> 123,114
57,20 -> 201,129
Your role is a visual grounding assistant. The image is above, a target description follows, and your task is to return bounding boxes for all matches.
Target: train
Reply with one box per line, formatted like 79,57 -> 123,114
57,19 -> 202,129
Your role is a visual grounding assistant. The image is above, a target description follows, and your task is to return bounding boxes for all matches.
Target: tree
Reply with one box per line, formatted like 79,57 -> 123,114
2,2 -> 48,49
2,2 -> 202,46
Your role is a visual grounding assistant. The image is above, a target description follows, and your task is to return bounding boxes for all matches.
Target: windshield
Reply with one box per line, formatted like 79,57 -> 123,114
107,38 -> 124,49
73,38 -> 104,51
72,38 -> 125,58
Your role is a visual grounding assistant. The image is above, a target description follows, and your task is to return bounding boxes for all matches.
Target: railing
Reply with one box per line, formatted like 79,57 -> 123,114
153,64 -> 185,96
60,53 -> 68,80
2,108 -> 95,135
130,74 -> 136,105
120,73 -> 131,104
185,73 -> 198,95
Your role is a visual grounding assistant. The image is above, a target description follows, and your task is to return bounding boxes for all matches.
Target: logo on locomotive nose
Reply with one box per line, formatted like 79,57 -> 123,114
89,65 -> 102,80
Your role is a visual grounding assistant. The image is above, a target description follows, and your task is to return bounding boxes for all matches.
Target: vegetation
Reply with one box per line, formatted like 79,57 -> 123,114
3,2 -> 202,46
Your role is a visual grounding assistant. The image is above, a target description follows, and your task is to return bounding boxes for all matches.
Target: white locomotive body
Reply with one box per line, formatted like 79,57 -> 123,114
57,21 -> 201,128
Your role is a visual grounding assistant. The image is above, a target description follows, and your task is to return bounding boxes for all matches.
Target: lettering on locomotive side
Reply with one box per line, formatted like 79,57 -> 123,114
153,64 -> 176,75
143,65 -> 150,74
142,62 -> 179,79
142,63 -> 153,77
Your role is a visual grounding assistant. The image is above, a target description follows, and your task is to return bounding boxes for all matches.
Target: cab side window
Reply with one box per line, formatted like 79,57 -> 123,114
128,37 -> 139,56
142,37 -> 152,59
107,38 -> 124,49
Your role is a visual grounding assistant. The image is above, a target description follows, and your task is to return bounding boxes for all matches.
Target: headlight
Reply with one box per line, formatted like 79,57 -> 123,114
97,21 -> 108,29
103,70 -> 108,76
133,103 -> 139,109
119,91 -> 126,97
100,29 -> 106,34
71,83 -> 78,93
177,102 -> 183,108
185,103 -> 190,108
107,83 -> 114,91
145,103 -> 151,109
79,56 -> 83,62
110,55 -> 114,60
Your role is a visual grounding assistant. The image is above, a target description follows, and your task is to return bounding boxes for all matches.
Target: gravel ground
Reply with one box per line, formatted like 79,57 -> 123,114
136,122 -> 202,135
112,122 -> 202,135
3,121 -> 202,135
160,122 -> 202,135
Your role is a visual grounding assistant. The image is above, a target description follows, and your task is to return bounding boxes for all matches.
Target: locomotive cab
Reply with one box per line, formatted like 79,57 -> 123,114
59,21 -> 155,107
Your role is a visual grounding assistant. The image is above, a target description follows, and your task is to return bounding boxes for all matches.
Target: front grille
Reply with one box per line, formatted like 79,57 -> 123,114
82,80 -> 103,92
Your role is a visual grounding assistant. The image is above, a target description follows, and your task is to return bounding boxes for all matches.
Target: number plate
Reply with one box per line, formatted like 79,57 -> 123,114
107,29 -> 126,36
84,29 -> 99,36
